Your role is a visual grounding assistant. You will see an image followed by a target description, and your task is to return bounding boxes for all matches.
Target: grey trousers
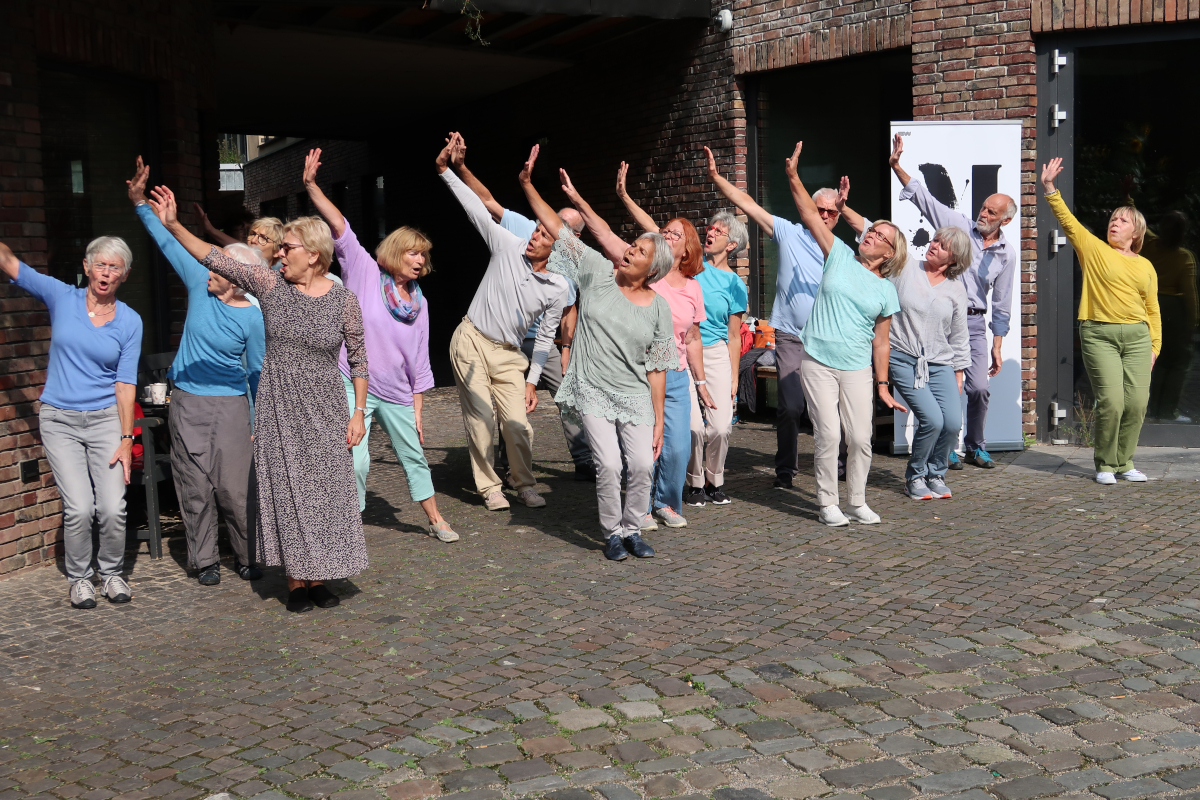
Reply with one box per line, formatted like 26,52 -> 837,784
169,389 -> 255,569
963,314 -> 990,452
38,404 -> 127,582
774,331 -> 807,477
580,413 -> 654,539
498,339 -> 593,469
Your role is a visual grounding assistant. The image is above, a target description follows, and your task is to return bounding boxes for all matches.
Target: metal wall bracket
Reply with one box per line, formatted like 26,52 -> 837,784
1050,229 -> 1068,253
1051,49 -> 1068,73
1050,104 -> 1068,128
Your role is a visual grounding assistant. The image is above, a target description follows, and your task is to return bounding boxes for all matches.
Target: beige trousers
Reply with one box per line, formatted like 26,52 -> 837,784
799,343 -> 874,508
450,318 -> 535,497
688,343 -> 735,487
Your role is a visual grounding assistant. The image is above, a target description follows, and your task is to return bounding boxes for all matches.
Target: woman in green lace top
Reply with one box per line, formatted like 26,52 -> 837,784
518,145 -> 677,562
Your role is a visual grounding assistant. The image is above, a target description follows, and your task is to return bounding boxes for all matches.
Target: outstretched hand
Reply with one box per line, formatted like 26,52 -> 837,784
836,175 -> 850,211
192,202 -> 212,228
703,146 -> 719,180
518,144 -> 539,185
559,168 -> 581,204
303,148 -> 322,186
784,142 -> 803,179
435,132 -> 460,171
148,185 -> 179,228
889,133 -> 904,168
126,156 -> 150,205
616,161 -> 629,198
1041,157 -> 1064,194
450,133 -> 466,169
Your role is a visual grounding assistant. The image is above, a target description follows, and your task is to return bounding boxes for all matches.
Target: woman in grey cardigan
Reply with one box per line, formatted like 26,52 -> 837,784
887,227 -> 972,499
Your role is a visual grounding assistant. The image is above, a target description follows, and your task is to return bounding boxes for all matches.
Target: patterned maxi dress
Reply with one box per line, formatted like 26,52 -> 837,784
201,248 -> 370,580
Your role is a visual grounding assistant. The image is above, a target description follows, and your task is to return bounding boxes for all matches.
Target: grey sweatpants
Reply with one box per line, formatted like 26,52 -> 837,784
169,389 -> 255,569
580,413 -> 654,539
38,404 -> 127,582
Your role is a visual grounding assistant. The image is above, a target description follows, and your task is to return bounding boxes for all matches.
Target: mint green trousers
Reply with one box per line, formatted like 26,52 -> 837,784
1079,320 -> 1152,473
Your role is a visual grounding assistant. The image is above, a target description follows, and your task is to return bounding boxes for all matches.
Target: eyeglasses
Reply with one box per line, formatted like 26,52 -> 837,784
88,263 -> 124,275
278,242 -> 307,255
248,232 -> 276,245
864,227 -> 896,249
660,229 -> 683,241
816,207 -> 840,218
706,226 -> 729,239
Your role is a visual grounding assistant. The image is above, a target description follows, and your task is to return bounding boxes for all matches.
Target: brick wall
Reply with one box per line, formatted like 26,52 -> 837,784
0,0 -> 213,578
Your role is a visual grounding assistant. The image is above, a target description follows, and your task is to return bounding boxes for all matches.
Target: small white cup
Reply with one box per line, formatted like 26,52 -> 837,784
147,383 -> 168,405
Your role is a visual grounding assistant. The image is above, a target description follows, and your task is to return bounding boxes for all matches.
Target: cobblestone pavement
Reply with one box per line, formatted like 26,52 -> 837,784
3,388 -> 1200,800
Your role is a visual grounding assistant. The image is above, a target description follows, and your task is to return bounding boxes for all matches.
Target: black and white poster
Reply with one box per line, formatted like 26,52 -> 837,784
889,120 -> 1024,453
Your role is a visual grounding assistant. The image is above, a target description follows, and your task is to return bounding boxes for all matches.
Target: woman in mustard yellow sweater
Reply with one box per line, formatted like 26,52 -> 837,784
1042,158 -> 1162,485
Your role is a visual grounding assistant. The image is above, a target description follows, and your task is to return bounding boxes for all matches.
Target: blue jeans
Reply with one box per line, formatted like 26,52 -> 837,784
651,369 -> 691,514
890,351 -> 962,481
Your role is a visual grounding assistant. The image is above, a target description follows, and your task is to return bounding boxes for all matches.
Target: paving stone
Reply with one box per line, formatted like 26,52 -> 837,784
1037,707 -> 1082,726
506,703 -> 546,721
1156,731 -> 1200,748
554,752 -> 610,770
289,778 -> 349,798
328,762 -> 380,781
698,731 -> 745,749
636,756 -> 690,775
686,767 -> 727,790
442,769 -> 502,792
626,723 -> 674,740
659,735 -> 706,755
421,756 -> 466,776
651,678 -> 695,697
554,711 -> 614,732
808,692 -> 856,711
521,737 -> 573,758
1034,751 -> 1082,773
739,721 -> 798,742
395,739 -> 440,759
578,689 -> 623,708
424,727 -> 473,744
465,745 -> 522,768
858,721 -> 908,736
515,721 -> 559,739
712,789 -> 772,800
544,790 -> 593,800
714,709 -> 757,726
710,689 -> 756,707
384,781 -> 439,800
691,749 -> 751,766
917,729 -> 978,746
749,737 -> 813,756
571,730 -> 617,749
767,778 -> 828,799
499,759 -> 555,782
661,696 -> 716,715
1076,722 -> 1136,743
1093,777 -> 1175,799
672,716 -> 716,734
1004,715 -> 1052,735
910,769 -> 994,794
863,788 -> 913,800
877,737 -> 933,757
545,697 -> 581,714
1167,769 -> 1200,790
596,784 -> 640,800
692,675 -> 731,691
1107,752 -> 1194,777
570,768 -> 626,787
962,745 -> 1015,764
614,702 -> 661,721
821,761 -> 912,790
1054,768 -> 1114,791
611,742 -> 658,764
507,776 -> 569,796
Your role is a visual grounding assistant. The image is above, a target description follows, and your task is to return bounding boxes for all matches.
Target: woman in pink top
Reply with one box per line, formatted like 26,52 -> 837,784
561,169 -> 716,529
302,149 -> 458,543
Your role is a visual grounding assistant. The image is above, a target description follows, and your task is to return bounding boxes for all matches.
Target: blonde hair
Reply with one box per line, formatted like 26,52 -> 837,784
934,226 -> 972,280
376,226 -> 433,279
868,221 -> 908,278
1111,206 -> 1147,253
283,216 -> 334,274
250,217 -> 283,246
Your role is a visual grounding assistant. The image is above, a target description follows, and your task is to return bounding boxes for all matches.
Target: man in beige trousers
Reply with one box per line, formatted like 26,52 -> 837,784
438,134 -> 570,510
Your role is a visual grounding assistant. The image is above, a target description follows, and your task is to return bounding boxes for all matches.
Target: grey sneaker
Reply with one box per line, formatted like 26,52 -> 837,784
653,506 -> 687,528
926,476 -> 952,499
846,504 -> 881,524
515,488 -> 546,508
905,478 -> 933,500
484,490 -> 510,511
101,575 -> 131,604
640,513 -> 658,531
70,580 -> 97,609
428,520 -> 460,543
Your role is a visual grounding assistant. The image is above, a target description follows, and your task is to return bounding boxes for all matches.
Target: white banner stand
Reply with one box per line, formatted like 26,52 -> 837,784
888,120 -> 1024,455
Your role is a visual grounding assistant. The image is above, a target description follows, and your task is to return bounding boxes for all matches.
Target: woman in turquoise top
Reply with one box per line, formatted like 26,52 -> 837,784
518,149 -> 677,562
784,143 -> 908,527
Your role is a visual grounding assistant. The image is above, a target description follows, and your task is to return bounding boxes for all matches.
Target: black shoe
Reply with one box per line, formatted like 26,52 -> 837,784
948,451 -> 964,470
197,563 -> 221,586
684,486 -> 707,507
307,584 -> 340,608
234,560 -> 262,580
773,473 -> 793,489
706,484 -> 730,505
574,462 -> 597,482
604,534 -> 628,561
624,533 -> 656,558
286,587 -> 312,613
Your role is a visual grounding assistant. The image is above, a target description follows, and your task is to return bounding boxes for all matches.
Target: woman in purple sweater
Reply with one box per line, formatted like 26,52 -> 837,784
303,149 -> 457,542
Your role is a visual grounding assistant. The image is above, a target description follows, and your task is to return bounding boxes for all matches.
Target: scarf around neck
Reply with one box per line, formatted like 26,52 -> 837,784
380,270 -> 422,324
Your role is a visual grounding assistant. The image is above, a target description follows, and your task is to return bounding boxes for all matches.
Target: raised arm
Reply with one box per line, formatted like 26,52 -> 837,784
559,168 -> 628,264
438,135 -> 516,254
0,241 -> 19,281
1040,158 -> 1102,261
616,162 -> 661,233
302,148 -> 346,239
704,146 -> 774,238
835,176 -> 868,236
192,203 -> 239,247
449,134 -> 506,224
129,157 -> 208,289
784,143 -> 834,258
148,185 -> 277,297
888,133 -> 913,189
516,145 -> 564,240
893,134 -> 972,233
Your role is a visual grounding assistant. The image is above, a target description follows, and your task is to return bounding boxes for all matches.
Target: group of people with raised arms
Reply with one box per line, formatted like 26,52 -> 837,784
2,130 -> 1163,606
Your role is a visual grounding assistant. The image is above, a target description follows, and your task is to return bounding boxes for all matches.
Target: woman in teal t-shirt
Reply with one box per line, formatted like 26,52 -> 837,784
783,145 -> 908,527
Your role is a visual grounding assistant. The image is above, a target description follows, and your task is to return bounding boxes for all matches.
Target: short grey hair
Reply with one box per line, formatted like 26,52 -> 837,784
812,187 -> 839,206
1001,195 -> 1018,223
558,208 -> 585,236
225,242 -> 269,268
710,210 -> 748,256
933,226 -> 972,280
638,232 -> 674,285
86,236 -> 133,276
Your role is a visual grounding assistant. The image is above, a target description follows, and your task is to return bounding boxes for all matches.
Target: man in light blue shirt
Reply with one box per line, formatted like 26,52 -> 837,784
449,141 -> 595,481
705,147 -> 857,488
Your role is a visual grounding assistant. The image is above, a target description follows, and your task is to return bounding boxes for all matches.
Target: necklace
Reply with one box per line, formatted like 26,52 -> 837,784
88,300 -> 115,319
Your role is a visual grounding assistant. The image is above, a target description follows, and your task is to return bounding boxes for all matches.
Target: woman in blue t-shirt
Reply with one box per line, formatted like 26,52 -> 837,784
783,143 -> 909,527
1,237 -> 143,610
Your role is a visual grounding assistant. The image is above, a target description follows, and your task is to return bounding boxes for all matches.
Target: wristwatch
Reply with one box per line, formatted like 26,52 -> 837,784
876,381 -> 890,387
121,434 -> 136,441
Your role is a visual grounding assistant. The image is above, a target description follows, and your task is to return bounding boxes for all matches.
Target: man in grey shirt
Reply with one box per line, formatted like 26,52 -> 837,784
438,134 -> 570,511
889,134 -> 1018,470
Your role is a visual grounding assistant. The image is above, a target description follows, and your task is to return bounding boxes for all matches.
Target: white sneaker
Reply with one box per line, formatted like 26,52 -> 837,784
640,513 -> 658,531
653,506 -> 688,528
69,580 -> 97,609
1095,471 -> 1116,485
820,506 -> 849,527
515,488 -> 546,508
101,575 -> 132,603
1117,469 -> 1148,482
846,504 -> 881,524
